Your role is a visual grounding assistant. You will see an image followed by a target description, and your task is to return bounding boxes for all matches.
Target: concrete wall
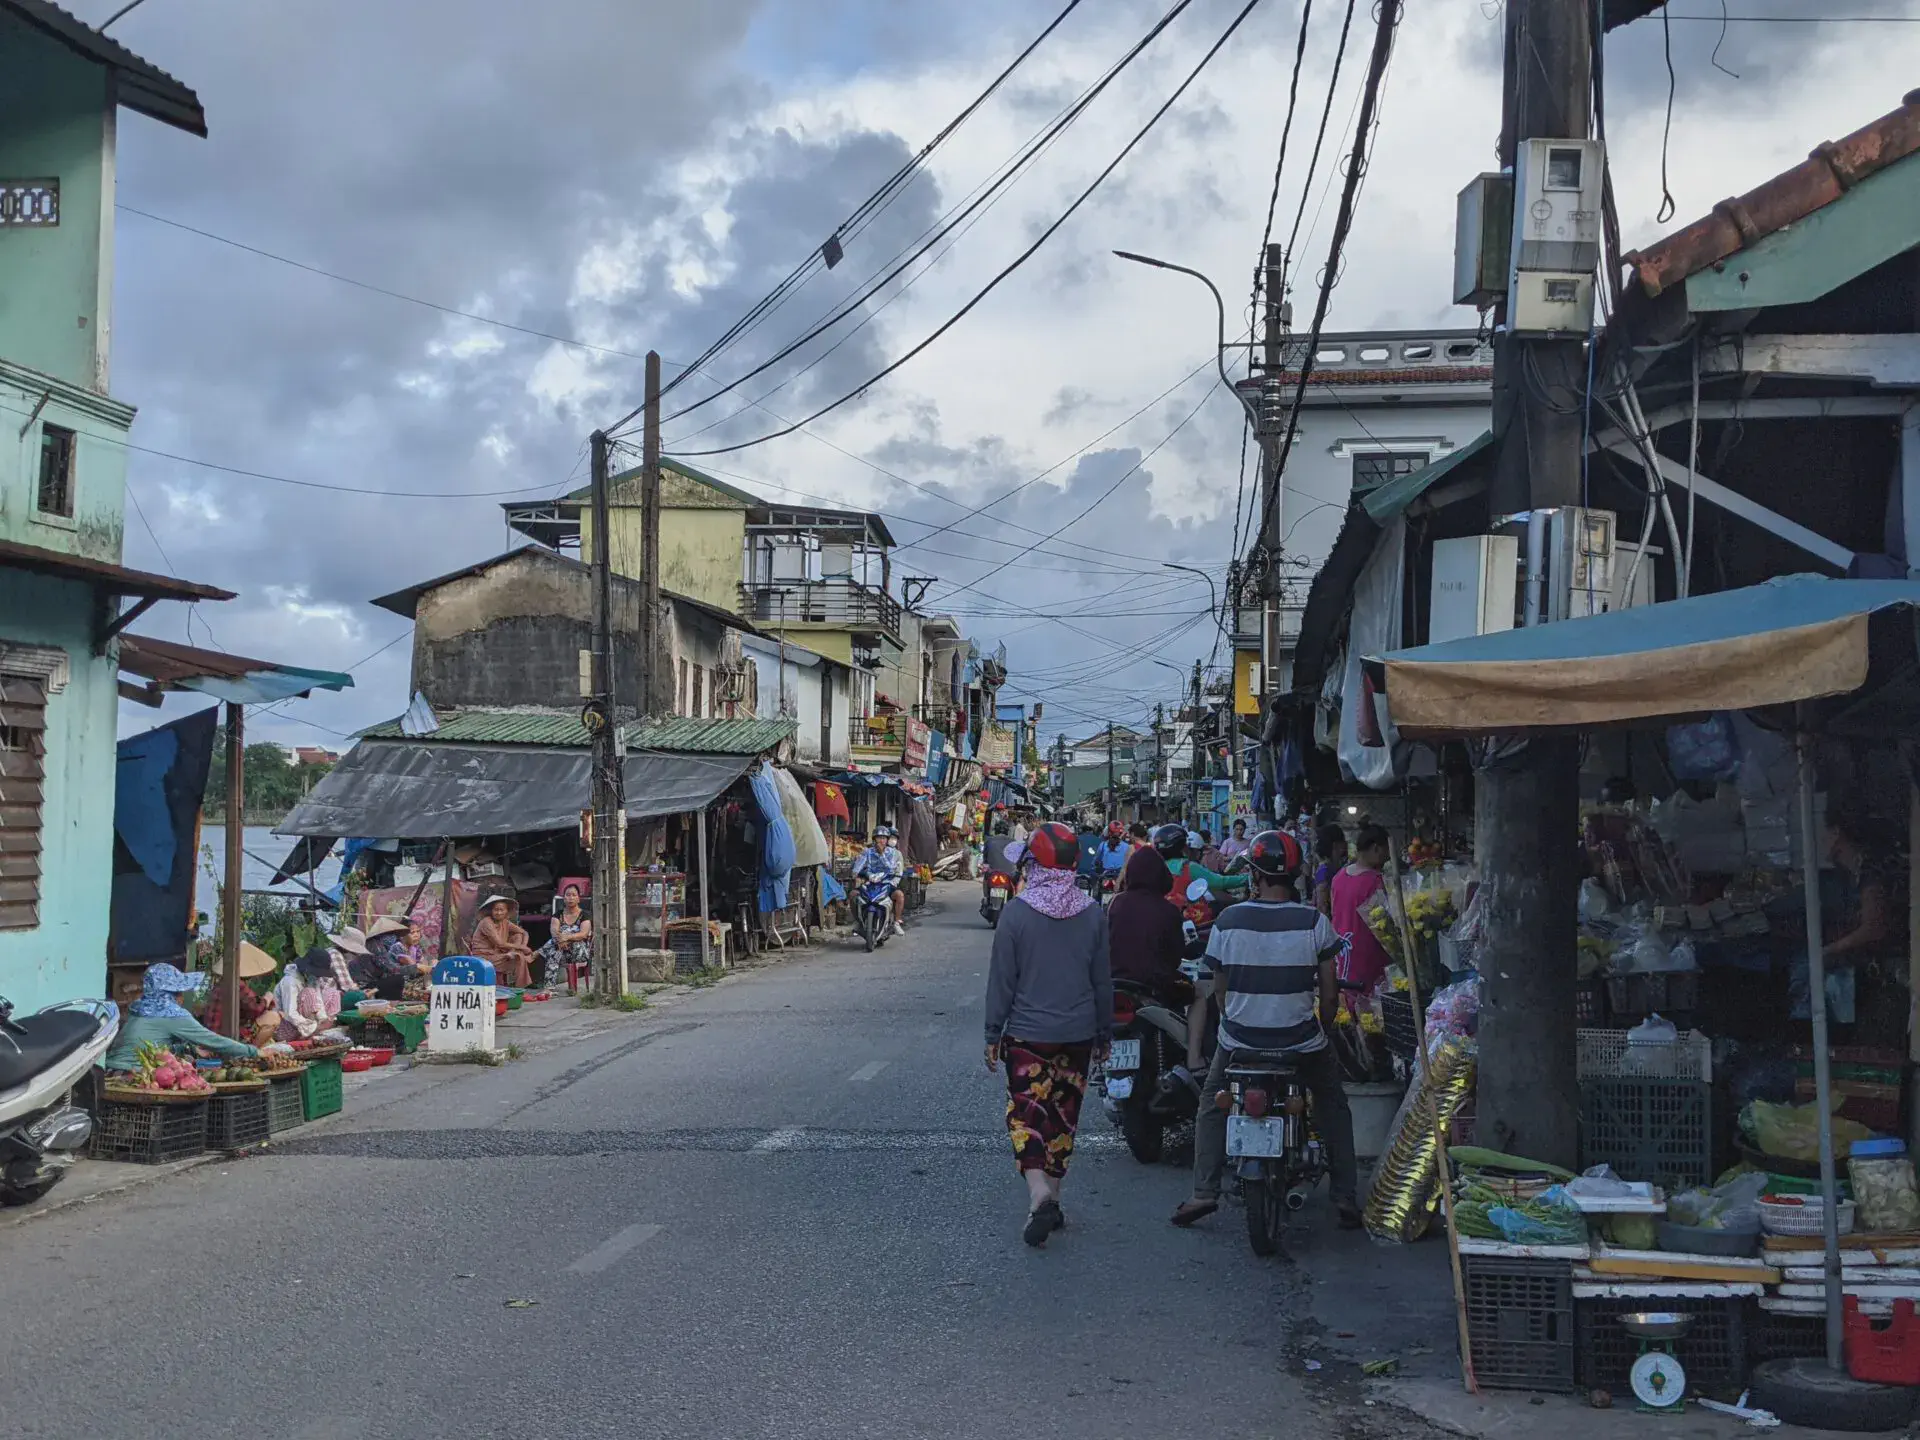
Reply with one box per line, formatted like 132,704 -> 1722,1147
411,552 -> 644,712
0,360 -> 133,563
577,468 -> 749,616
0,569 -> 119,1011
0,13 -> 113,394
742,635 -> 850,766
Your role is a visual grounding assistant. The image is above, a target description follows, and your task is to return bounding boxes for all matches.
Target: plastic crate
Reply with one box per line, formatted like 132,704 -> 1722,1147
1751,1305 -> 1827,1365
1579,1077 -> 1711,1189
205,1090 -> 270,1152
1577,1295 -> 1749,1397
1605,971 -> 1698,1022
1574,980 -> 1607,1027
1380,993 -> 1420,1060
86,1098 -> 207,1165
1462,1255 -> 1576,1393
1576,1028 -> 1712,1081
300,1057 -> 343,1121
668,929 -> 707,974
265,1072 -> 305,1134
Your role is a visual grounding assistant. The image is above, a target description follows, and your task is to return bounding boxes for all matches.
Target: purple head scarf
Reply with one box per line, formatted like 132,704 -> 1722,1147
1018,865 -> 1092,921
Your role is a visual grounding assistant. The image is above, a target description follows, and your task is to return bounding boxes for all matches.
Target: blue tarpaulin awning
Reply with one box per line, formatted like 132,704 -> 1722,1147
1369,575 -> 1920,736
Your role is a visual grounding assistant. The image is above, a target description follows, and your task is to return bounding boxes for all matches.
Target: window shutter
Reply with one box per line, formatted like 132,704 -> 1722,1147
0,674 -> 47,931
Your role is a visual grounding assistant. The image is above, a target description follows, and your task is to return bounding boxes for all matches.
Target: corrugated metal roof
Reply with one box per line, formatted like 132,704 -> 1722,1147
119,634 -> 352,705
633,715 -> 795,754
5,0 -> 207,136
358,709 -> 796,754
360,710 -> 592,746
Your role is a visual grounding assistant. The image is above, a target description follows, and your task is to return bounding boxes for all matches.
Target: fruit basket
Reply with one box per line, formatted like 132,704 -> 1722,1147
356,1045 -> 395,1067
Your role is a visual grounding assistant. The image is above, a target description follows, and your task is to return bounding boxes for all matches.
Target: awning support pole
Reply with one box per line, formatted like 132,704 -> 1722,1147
697,806 -> 711,971
220,701 -> 244,1039
1796,721 -> 1842,1369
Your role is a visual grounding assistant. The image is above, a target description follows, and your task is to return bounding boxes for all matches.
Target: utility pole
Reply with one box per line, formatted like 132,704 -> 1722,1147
1155,701 -> 1166,816
640,351 -> 665,718
1225,559 -> 1242,791
588,426 -> 624,998
1190,660 -> 1204,825
1475,0 -> 1592,1168
1256,242 -> 1288,712
1105,723 -> 1116,825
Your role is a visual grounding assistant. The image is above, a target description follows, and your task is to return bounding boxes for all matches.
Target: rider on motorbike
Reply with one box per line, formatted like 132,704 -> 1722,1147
853,826 -> 908,933
1151,823 -> 1250,923
1169,829 -> 1359,1231
1096,822 -> 1131,882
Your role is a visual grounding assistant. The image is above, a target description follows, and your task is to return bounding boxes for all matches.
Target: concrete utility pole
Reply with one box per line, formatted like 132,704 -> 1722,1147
588,426 -> 625,998
1105,723 -> 1116,824
1190,660 -> 1204,822
1256,242 -> 1287,709
1475,0 -> 1592,1168
640,351 -> 665,718
1155,701 -> 1166,810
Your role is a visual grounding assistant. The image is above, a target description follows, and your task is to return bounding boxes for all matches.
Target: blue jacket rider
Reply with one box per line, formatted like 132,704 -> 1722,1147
853,825 -> 909,931
1096,821 -> 1132,876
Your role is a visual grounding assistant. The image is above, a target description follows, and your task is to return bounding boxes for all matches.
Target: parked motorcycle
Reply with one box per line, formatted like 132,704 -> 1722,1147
855,876 -> 897,952
1102,980 -> 1196,1164
0,996 -> 119,1205
980,872 -> 1012,928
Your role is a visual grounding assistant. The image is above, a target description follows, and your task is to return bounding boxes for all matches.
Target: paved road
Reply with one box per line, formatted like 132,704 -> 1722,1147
0,885 -> 1443,1440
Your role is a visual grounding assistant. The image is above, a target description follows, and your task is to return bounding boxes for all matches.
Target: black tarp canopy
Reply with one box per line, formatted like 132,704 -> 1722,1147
274,740 -> 756,839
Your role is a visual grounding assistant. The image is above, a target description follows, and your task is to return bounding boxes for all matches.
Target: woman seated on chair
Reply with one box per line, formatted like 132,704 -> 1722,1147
471,894 -> 535,988
537,883 -> 592,991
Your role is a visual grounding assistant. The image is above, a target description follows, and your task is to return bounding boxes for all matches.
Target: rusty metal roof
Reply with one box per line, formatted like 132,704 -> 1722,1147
4,1 -> 206,136
1626,90 -> 1920,298
119,634 -> 353,705
0,537 -> 232,601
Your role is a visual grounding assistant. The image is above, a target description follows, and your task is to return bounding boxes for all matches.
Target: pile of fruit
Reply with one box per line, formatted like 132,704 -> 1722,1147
113,1042 -> 214,1095
252,1048 -> 303,1073
205,1061 -> 263,1085
1403,837 -> 1445,868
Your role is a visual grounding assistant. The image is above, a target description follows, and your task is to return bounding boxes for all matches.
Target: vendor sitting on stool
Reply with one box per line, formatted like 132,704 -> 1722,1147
472,893 -> 534,988
201,941 -> 283,1046
355,914 -> 432,1000
276,948 -> 344,1042
105,963 -> 260,1071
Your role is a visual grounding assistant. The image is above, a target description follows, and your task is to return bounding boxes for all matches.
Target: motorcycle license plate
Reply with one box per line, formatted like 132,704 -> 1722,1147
1106,1038 -> 1141,1073
1227,1115 -> 1287,1158
990,883 -> 1008,896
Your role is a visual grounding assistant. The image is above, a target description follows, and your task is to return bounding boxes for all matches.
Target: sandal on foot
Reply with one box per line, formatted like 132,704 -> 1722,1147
1024,1199 -> 1062,1247
1170,1199 -> 1219,1228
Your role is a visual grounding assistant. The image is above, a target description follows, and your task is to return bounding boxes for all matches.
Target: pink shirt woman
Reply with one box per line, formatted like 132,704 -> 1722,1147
1330,826 -> 1393,1002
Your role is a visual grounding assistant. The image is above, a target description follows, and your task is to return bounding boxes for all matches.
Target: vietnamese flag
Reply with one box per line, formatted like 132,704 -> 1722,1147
814,781 -> 851,822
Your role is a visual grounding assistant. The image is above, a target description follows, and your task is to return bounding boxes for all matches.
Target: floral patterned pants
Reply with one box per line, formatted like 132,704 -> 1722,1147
1003,1039 -> 1093,1178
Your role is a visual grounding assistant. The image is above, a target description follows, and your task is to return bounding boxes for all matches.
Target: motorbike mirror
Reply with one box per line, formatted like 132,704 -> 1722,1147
1185,878 -> 1210,903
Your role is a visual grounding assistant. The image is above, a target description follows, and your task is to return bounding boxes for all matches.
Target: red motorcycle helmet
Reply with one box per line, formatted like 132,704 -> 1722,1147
1105,820 -> 1125,841
1245,829 -> 1304,880
1025,821 -> 1080,871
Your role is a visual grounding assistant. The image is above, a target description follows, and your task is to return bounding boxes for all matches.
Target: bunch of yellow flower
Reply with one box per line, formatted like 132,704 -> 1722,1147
1403,887 -> 1457,939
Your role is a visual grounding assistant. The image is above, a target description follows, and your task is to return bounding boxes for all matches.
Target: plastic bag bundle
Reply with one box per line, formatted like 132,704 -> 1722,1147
1364,1036 -> 1477,1243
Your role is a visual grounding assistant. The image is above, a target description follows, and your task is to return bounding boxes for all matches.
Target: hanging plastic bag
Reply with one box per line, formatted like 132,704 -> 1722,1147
1667,713 -> 1741,781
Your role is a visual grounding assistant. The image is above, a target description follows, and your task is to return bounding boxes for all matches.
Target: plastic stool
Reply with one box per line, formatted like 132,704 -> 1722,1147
565,960 -> 591,995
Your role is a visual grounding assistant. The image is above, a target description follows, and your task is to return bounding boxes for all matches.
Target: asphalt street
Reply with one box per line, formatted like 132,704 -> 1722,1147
0,884 -> 1448,1440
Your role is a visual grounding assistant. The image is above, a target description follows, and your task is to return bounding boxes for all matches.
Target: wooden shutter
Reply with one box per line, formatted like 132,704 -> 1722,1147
0,674 -> 46,930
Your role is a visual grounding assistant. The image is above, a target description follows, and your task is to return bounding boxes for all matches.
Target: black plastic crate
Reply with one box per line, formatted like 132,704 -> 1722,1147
1574,979 -> 1607,1027
1577,1295 -> 1749,1397
86,1099 -> 207,1165
668,929 -> 707,974
265,1073 -> 305,1134
205,1090 -> 270,1152
1463,1255 -> 1576,1393
1579,1077 -> 1711,1188
1750,1307 -> 1827,1365
1380,993 -> 1420,1060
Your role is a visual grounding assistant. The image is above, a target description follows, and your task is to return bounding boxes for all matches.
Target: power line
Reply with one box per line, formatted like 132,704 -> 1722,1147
117,205 -> 675,368
648,0 -> 1203,438
1284,0 -> 1358,265
671,0 -> 1268,458
646,0 -> 1090,413
1255,0 -> 1317,270
1259,0 -> 1402,544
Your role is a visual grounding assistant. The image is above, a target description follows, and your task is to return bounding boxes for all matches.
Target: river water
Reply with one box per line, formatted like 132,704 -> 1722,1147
193,826 -> 343,915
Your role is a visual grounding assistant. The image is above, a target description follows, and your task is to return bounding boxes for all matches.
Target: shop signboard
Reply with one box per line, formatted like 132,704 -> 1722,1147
902,717 -> 931,772
429,955 -> 496,1053
977,724 -> 1015,769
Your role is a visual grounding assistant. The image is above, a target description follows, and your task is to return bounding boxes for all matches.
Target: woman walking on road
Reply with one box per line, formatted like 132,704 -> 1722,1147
985,822 -> 1112,1247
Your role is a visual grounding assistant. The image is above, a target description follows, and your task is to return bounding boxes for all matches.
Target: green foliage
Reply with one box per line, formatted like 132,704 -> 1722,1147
202,736 -> 332,820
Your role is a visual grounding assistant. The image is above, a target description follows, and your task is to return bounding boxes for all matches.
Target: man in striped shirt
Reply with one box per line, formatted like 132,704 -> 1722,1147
1170,829 -> 1360,1229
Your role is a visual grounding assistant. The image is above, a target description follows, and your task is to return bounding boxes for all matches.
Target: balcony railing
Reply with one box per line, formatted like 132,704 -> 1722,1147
739,580 -> 902,640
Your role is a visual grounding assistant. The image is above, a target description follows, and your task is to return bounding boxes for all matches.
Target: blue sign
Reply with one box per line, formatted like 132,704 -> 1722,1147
432,955 -> 496,987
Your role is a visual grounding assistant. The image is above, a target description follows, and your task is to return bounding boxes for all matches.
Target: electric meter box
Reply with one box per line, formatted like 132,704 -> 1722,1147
1429,535 -> 1519,644
1453,172 -> 1513,308
1508,137 -> 1602,335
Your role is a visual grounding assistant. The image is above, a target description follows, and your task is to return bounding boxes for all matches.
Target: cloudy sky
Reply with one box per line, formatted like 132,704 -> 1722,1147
95,0 -> 1920,747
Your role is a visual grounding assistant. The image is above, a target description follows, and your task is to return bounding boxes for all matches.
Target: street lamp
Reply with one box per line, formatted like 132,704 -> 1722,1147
1161,561 -> 1220,631
1112,250 -> 1263,437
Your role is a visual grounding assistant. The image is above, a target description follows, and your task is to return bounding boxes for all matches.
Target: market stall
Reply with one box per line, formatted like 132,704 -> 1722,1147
1362,575 -> 1920,1415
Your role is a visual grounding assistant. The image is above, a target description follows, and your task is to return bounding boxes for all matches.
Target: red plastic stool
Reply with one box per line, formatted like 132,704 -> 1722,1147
564,961 -> 591,995
1845,1296 -> 1920,1385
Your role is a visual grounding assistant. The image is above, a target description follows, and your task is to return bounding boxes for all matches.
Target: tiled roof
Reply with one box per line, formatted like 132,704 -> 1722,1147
358,709 -> 795,755
1626,92 -> 1920,298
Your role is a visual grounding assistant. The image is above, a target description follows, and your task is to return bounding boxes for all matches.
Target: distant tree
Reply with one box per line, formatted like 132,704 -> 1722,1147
203,736 -> 331,819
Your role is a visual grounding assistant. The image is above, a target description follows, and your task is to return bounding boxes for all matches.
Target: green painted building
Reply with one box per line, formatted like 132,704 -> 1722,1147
0,2 -> 222,1011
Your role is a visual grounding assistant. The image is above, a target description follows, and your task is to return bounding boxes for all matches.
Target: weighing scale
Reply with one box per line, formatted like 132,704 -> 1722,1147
1618,1312 -> 1694,1414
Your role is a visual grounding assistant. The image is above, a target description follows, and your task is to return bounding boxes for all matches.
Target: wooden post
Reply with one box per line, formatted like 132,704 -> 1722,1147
218,702 -> 244,1039
438,840 -> 455,959
697,805 -> 711,970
